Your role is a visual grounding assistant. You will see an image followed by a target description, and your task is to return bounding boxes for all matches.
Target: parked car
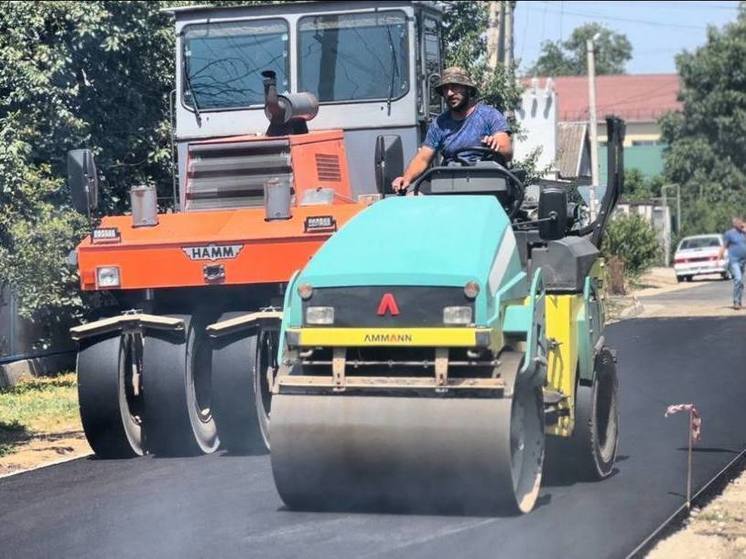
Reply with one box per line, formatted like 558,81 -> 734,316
673,234 -> 729,282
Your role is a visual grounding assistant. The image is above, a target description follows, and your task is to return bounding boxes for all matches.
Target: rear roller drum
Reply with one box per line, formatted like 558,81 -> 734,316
572,347 -> 619,479
270,351 -> 545,514
77,333 -> 144,458
549,347 -> 619,480
143,313 -> 219,456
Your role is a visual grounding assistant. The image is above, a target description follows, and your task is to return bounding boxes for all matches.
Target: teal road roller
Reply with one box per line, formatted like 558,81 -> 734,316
268,117 -> 626,514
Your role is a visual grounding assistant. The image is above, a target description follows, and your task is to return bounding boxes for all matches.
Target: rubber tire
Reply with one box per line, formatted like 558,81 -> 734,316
722,272 -> 730,281
77,334 -> 144,458
571,347 -> 620,480
685,275 -> 693,282
254,326 -> 280,450
676,275 -> 683,283
212,317 -> 264,453
143,313 -> 219,456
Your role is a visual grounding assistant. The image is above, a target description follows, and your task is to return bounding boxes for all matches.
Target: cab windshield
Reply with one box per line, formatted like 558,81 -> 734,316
298,11 -> 409,103
182,19 -> 289,110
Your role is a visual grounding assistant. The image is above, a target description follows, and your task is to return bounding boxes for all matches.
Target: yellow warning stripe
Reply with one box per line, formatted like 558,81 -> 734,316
289,327 -> 491,347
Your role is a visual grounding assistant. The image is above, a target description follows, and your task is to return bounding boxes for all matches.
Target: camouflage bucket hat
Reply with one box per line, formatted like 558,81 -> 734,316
435,66 -> 478,96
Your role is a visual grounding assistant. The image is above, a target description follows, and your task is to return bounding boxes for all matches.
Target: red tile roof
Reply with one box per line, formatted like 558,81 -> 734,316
523,74 -> 681,123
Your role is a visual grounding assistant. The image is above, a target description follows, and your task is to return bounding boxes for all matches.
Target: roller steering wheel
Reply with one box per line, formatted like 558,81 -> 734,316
412,145 -> 524,219
446,145 -> 509,168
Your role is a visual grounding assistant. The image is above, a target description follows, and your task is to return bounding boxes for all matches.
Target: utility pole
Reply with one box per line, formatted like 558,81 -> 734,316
662,187 -> 670,265
587,34 -> 600,220
486,2 -> 503,72
504,1 -> 514,68
661,184 -> 682,231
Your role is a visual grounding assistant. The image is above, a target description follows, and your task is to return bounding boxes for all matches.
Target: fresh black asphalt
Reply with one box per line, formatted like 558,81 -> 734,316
1,314 -> 744,559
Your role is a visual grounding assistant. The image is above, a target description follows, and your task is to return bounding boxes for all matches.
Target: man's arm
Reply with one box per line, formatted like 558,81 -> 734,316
720,235 -> 730,259
481,107 -> 513,162
392,146 -> 436,192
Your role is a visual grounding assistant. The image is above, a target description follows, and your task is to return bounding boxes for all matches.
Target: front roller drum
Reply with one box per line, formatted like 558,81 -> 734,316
77,334 -> 144,458
270,377 -> 544,514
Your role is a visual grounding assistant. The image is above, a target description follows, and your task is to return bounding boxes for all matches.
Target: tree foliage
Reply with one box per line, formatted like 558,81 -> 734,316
660,5 -> 746,238
530,23 -> 632,76
623,169 -> 665,202
0,1 -> 178,324
602,214 -> 660,278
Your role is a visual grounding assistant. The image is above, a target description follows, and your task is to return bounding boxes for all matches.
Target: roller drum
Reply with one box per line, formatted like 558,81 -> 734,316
270,379 -> 544,514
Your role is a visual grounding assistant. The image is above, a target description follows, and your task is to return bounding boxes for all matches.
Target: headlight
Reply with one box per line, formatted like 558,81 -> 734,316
464,280 -> 480,299
443,306 -> 473,325
297,283 -> 313,300
96,266 -> 121,288
306,306 -> 334,325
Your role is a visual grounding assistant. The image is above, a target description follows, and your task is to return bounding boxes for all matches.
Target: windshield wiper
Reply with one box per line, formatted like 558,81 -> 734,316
385,24 -> 400,116
182,46 -> 202,126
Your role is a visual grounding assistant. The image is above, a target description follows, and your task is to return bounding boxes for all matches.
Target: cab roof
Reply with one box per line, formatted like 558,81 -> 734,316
162,1 -> 441,17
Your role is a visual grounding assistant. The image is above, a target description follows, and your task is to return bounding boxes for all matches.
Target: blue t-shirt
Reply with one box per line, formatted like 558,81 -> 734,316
423,103 -> 511,161
724,227 -> 746,261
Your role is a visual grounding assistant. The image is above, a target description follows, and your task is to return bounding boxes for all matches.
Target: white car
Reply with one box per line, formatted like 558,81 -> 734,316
673,234 -> 729,282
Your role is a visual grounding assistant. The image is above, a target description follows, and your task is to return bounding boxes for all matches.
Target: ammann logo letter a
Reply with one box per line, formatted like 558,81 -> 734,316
376,293 -> 400,316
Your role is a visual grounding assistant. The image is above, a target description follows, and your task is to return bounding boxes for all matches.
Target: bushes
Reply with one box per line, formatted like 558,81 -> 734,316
602,214 -> 661,281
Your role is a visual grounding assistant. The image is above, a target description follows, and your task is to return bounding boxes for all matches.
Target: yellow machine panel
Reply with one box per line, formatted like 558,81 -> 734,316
290,327 -> 491,347
545,294 -> 584,436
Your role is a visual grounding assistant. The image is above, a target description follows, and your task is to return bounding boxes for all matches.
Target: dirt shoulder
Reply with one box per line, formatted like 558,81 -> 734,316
0,373 -> 91,478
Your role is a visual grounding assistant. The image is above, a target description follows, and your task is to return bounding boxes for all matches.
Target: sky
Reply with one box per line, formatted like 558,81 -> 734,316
514,0 -> 742,75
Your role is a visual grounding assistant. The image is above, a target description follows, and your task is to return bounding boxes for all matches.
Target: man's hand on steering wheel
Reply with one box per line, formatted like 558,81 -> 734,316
481,133 -> 504,153
391,176 -> 411,193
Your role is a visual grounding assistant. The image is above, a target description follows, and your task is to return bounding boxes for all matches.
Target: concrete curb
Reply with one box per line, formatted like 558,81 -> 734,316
618,296 -> 644,319
0,353 -> 75,390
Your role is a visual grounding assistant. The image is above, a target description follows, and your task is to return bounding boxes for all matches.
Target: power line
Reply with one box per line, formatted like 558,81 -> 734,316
629,1 -> 740,11
526,2 -> 712,30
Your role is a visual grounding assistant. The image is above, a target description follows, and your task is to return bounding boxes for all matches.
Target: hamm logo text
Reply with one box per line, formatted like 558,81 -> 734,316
182,244 -> 244,261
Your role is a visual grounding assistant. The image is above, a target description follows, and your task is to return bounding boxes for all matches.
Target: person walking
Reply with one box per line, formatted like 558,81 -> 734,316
720,217 -> 746,310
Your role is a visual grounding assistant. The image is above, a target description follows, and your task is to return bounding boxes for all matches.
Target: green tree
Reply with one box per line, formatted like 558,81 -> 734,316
530,23 -> 632,76
660,4 -> 746,238
0,2 -> 176,324
623,169 -> 665,202
602,214 -> 660,278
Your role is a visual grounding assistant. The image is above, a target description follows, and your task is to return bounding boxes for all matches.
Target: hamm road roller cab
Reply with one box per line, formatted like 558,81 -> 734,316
270,117 -> 626,514
69,1 -> 444,458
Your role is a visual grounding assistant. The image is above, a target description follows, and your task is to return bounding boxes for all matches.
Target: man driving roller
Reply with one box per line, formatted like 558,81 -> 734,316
391,66 -> 513,192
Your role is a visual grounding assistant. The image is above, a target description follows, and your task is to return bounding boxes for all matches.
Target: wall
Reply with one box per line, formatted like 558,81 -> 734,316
514,78 -> 557,172
599,144 -> 665,180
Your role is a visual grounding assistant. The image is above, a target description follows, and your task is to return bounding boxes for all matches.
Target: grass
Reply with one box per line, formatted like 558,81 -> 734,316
0,373 -> 80,457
